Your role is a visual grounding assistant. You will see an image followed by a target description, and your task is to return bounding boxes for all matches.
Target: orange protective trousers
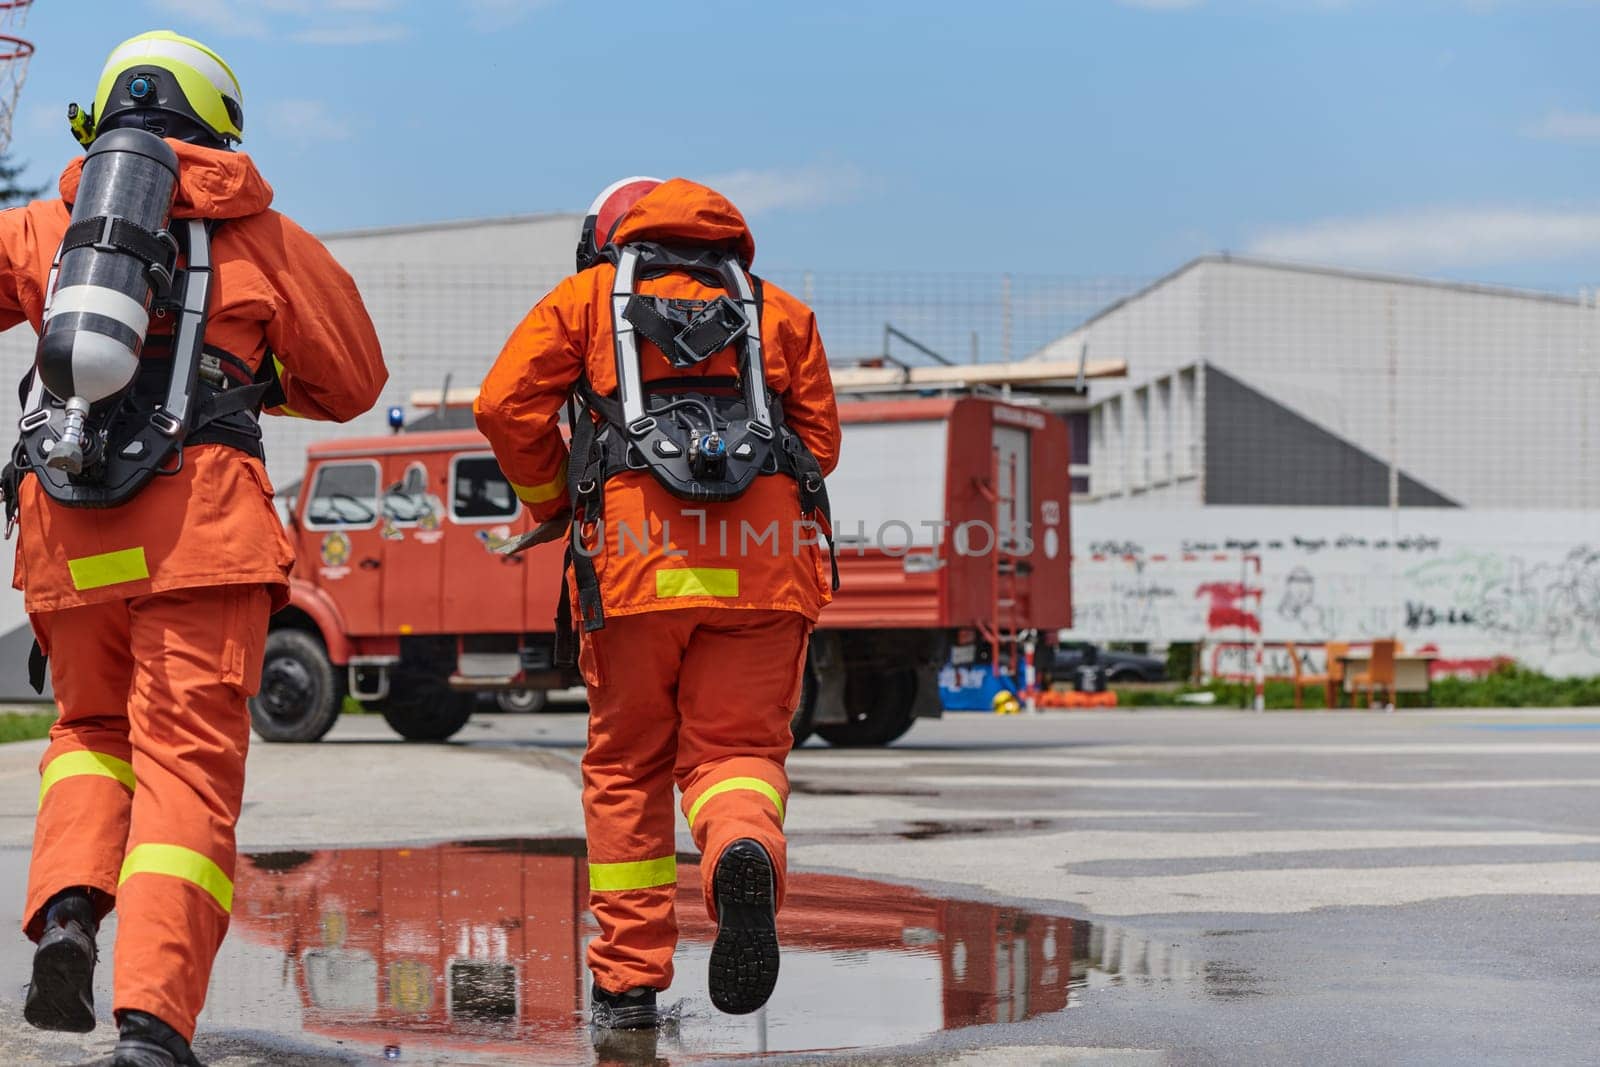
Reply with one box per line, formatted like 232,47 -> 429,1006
24,584 -> 269,1041
580,607 -> 809,994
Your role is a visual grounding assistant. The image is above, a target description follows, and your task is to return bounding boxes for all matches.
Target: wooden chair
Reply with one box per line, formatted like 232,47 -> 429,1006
1286,642 -> 1329,710
1350,639 -> 1397,709
1324,641 -> 1349,709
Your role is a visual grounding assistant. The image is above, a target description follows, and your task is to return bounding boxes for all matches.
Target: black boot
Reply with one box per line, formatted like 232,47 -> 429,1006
23,888 -> 98,1032
708,838 -> 780,1015
590,982 -> 658,1030
112,1010 -> 203,1067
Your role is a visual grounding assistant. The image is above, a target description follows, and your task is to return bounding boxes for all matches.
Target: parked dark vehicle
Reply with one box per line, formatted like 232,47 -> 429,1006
1052,642 -> 1166,683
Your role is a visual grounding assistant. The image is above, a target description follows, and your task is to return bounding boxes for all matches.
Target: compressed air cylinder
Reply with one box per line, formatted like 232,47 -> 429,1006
35,129 -> 178,471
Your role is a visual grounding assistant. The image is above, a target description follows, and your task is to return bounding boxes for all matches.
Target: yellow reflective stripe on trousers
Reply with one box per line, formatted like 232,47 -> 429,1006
119,843 -> 233,913
686,777 -> 785,830
67,547 -> 149,592
38,750 -> 135,808
656,567 -> 739,599
511,464 -> 567,505
588,855 -> 677,893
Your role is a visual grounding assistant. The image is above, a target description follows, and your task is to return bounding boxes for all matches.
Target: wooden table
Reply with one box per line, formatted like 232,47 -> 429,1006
1339,652 -> 1438,705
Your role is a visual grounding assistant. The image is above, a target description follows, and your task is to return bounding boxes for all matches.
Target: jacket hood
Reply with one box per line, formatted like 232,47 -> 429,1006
59,140 -> 274,220
610,178 -> 756,266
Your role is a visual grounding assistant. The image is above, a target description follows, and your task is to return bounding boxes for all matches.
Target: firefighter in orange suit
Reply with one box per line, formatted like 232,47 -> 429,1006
476,176 -> 840,1028
4,32 -> 385,1066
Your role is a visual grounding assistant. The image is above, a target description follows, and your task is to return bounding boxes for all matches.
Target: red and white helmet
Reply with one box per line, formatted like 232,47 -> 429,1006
575,176 -> 662,271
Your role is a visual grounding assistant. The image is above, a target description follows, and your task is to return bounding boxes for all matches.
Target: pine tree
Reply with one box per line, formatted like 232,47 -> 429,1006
0,151 -> 43,208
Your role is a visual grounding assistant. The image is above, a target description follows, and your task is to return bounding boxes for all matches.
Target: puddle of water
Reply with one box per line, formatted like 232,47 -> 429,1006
203,838 -> 1250,1063
0,840 -> 1251,1064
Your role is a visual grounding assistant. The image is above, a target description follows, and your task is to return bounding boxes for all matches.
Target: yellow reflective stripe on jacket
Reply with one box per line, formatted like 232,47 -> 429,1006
67,547 -> 149,592
686,777 -> 785,830
656,567 -> 739,599
38,750 -> 135,808
511,464 -> 567,505
588,855 -> 677,893
119,843 -> 233,912
269,354 -> 308,418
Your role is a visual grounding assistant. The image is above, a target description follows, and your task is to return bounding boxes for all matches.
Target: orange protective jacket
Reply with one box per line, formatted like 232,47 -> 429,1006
476,179 -> 841,620
0,141 -> 386,613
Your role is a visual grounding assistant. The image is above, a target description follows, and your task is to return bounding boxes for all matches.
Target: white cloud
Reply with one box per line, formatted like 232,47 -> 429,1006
464,0 -> 558,30
1525,110 -> 1600,142
150,0 -> 271,37
148,0 -> 405,42
291,22 -> 410,45
699,163 -> 869,216
261,99 -> 352,143
1248,207 -> 1600,271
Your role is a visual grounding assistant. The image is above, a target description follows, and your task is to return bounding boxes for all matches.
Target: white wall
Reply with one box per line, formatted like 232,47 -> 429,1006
1072,504 -> 1600,677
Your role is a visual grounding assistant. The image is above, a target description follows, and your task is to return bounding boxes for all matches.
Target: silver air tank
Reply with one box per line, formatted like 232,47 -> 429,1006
35,128 -> 178,474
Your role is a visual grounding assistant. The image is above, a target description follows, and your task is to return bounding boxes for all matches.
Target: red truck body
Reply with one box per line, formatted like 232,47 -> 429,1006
253,396 -> 1071,746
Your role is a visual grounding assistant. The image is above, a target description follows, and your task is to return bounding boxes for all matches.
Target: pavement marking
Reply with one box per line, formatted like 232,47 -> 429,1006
791,753 -> 1122,769
912,775 -> 1600,790
1052,742 -> 1600,757
790,831 -> 1600,916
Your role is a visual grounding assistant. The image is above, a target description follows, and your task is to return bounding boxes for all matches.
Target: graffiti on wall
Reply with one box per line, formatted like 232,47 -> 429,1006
1072,509 -> 1600,676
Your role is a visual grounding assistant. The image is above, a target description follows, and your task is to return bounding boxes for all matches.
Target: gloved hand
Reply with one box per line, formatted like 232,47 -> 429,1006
496,506 -> 572,555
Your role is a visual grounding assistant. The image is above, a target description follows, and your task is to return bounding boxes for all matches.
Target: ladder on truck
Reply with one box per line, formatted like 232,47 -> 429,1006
975,442 -> 1029,709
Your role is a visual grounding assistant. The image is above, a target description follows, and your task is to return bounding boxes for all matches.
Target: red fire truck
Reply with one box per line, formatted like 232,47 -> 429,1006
249,396 -> 1071,746
228,840 -> 1080,1060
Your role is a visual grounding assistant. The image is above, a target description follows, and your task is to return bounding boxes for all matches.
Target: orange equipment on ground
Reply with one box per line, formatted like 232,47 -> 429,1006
3,141 -> 385,1041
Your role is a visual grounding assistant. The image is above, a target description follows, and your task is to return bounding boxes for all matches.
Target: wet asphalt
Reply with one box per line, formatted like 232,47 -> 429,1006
0,705 -> 1599,1064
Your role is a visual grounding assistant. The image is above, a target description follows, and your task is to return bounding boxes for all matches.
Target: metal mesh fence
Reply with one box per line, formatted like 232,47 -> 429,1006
3,256 -> 1599,674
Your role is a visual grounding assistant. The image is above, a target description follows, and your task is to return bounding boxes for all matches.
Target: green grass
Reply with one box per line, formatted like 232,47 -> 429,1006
0,709 -> 57,743
1113,662 -> 1600,710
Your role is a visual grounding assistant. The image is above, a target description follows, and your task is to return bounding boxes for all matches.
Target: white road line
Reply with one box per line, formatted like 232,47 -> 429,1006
911,775 -> 1600,790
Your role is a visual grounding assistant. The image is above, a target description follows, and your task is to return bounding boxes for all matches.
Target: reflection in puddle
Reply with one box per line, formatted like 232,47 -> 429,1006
217,839 -> 1245,1063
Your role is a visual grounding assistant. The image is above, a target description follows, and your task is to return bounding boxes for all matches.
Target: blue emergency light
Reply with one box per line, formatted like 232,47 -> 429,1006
387,406 -> 404,433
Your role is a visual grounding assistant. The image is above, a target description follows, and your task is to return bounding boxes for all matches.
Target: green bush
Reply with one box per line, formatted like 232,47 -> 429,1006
1111,661 -> 1600,710
0,710 -> 57,744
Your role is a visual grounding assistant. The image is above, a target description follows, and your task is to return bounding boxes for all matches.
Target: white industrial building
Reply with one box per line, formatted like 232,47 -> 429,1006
1039,255 -> 1600,511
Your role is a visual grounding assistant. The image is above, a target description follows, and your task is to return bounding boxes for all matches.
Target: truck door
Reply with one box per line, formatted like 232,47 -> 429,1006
301,458 -> 385,636
378,457 -> 449,635
441,452 -> 527,635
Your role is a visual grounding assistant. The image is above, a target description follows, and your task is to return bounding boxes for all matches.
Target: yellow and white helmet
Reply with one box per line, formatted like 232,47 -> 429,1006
70,30 -> 244,148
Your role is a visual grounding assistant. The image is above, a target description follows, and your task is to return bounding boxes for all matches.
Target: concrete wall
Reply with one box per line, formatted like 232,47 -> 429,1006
1072,504 -> 1600,677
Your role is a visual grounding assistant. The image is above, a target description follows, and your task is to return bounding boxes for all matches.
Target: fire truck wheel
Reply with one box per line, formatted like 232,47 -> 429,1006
495,688 -> 549,713
815,667 -> 917,748
249,629 -> 347,743
790,655 -> 817,747
376,687 -> 474,742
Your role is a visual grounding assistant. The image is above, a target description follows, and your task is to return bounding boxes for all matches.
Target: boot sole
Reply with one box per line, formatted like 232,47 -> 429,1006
23,927 -> 96,1033
708,845 -> 779,1015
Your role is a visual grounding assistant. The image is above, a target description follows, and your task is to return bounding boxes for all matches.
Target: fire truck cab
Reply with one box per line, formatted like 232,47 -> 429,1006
250,396 -> 1071,746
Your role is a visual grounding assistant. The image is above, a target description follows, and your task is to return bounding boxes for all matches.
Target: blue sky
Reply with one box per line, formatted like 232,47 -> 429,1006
7,1 -> 1600,288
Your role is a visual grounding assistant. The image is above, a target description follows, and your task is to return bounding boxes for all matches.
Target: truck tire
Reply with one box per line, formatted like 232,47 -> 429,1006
790,657 -> 817,747
249,629 -> 345,743
495,688 -> 549,714
816,667 -> 918,748
376,683 -> 474,742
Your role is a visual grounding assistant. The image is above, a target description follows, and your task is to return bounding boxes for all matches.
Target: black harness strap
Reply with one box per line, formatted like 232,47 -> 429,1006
60,215 -> 178,296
